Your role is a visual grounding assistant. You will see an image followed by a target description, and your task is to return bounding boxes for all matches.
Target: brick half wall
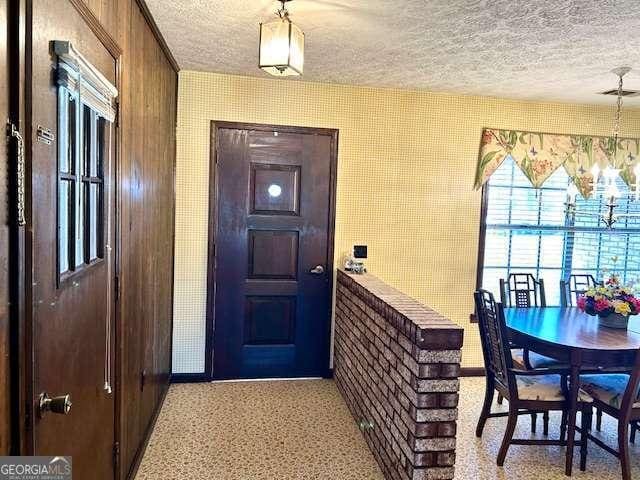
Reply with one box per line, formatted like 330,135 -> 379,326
334,270 -> 464,480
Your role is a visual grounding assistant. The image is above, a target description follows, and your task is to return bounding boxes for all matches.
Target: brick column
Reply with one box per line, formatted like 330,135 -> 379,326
334,270 -> 464,480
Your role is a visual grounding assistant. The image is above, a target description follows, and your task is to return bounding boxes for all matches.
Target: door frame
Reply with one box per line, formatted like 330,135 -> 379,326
6,0 -> 28,457
20,2 -> 123,477
198,121 -> 338,382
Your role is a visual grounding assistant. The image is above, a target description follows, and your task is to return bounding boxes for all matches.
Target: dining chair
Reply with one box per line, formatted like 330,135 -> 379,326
500,273 -> 546,308
560,274 -> 601,307
580,357 -> 640,480
496,273 -> 559,426
559,274 -> 608,431
474,289 -> 592,468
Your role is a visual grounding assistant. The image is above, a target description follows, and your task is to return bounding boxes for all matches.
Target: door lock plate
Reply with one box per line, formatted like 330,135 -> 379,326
36,125 -> 55,145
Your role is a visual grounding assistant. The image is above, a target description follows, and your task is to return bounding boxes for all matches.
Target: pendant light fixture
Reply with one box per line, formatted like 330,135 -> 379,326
565,67 -> 640,228
259,0 -> 305,77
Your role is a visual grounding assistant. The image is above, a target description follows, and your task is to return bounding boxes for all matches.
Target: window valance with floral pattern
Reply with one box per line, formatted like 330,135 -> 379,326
474,128 -> 640,198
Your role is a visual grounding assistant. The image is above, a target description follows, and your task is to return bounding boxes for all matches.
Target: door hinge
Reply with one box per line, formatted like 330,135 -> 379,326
24,403 -> 31,434
114,275 -> 120,301
114,100 -> 120,128
113,441 -> 120,468
140,369 -> 146,392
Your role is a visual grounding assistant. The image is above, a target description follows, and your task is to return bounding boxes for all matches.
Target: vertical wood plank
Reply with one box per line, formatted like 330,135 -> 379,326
72,1 -> 177,477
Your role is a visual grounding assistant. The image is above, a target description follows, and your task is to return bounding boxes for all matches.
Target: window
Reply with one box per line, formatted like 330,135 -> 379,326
479,156 -> 640,306
57,90 -> 108,276
55,41 -> 117,279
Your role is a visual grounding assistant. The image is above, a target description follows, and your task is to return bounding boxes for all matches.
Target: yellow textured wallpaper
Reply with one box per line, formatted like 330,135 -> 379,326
173,70 -> 640,372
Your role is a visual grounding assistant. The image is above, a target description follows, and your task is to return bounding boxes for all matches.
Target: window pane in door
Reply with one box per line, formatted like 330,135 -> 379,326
58,89 -> 69,172
75,180 -> 84,267
58,180 -> 70,274
89,184 -> 98,260
82,104 -> 92,177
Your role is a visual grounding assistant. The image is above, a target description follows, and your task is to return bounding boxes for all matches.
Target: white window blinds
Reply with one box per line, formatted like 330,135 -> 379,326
54,41 -> 118,122
481,156 -> 640,306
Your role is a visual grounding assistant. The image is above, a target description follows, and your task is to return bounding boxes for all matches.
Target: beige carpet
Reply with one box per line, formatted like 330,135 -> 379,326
136,377 -> 640,479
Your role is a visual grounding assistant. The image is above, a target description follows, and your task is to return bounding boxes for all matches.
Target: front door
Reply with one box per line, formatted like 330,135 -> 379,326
212,123 -> 337,379
29,1 -> 116,478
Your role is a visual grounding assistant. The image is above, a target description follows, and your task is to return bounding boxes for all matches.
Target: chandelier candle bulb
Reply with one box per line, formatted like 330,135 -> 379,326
566,183 -> 579,205
603,166 -> 619,183
605,182 -> 621,200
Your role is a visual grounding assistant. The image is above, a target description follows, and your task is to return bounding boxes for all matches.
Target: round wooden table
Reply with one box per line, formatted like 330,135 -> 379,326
505,307 -> 640,476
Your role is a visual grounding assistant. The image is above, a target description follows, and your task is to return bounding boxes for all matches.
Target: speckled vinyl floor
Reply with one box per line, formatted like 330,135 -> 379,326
135,377 -> 640,479
134,379 -> 384,480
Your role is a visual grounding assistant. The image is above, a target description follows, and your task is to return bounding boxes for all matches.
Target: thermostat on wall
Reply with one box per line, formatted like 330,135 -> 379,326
353,245 -> 367,259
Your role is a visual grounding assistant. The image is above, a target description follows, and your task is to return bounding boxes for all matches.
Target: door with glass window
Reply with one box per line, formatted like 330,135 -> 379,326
29,1 -> 117,478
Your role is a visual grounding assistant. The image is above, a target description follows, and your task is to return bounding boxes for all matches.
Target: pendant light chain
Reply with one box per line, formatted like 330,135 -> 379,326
277,0 -> 290,20
613,72 -> 624,141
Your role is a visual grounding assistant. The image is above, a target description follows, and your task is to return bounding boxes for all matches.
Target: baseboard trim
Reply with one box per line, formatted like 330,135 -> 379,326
170,371 -> 334,382
171,372 -> 210,383
460,367 -> 485,377
126,380 -> 170,480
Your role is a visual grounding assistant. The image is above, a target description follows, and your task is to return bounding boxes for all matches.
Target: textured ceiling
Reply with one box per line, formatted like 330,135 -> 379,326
146,0 -> 640,105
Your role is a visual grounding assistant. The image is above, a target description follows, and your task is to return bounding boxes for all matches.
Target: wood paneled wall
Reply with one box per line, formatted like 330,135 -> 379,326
75,1 -> 177,477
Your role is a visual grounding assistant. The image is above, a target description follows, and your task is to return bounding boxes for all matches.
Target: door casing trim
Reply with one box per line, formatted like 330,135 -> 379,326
204,121 -> 339,381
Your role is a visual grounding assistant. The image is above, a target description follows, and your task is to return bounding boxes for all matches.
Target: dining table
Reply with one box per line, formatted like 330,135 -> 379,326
505,307 -> 640,476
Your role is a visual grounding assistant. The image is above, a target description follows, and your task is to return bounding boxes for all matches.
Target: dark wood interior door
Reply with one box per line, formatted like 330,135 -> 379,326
30,1 -> 116,478
212,123 -> 337,380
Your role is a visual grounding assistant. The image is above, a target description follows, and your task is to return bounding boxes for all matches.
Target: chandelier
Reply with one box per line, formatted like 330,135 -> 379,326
259,0 -> 305,77
565,67 -> 640,228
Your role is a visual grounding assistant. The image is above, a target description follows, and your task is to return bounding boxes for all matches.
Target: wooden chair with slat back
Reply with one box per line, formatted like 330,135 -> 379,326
560,274 -> 601,307
497,273 -> 558,430
580,350 -> 640,480
559,274 -> 612,434
474,289 -> 592,468
500,273 -> 546,308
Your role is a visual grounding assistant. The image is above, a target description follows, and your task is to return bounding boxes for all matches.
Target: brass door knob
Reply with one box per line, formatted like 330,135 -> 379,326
39,392 -> 72,416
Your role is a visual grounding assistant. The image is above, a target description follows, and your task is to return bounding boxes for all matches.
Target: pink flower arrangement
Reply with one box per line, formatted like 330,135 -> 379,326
577,273 -> 639,318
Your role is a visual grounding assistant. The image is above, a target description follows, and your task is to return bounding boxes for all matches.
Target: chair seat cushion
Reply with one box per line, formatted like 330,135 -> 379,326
511,349 -> 527,369
580,374 -> 640,409
516,374 -> 592,402
511,349 -> 565,369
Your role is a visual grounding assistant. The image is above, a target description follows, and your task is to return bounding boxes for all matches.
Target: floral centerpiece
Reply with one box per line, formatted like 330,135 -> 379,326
577,273 -> 640,329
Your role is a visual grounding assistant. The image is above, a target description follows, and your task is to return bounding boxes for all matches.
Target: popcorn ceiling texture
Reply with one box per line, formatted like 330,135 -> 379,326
172,70 -> 640,373
145,0 -> 640,105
